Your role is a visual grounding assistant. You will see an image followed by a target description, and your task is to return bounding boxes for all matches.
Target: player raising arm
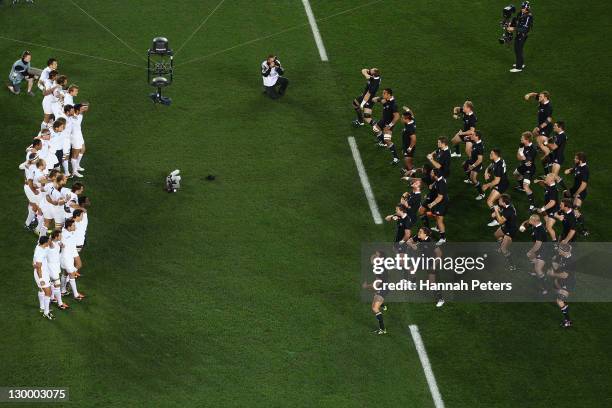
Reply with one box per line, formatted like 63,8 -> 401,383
352,68 -> 380,127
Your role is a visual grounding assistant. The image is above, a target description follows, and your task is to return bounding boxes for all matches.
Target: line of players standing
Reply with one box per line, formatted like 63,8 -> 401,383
20,57 -> 91,321
353,68 -> 590,329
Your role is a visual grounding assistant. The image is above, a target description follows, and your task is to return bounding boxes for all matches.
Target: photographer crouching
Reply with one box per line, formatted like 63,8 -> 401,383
503,1 -> 533,73
261,54 -> 289,99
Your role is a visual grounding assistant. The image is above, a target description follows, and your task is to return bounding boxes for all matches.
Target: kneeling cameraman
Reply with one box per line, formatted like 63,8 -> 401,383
261,54 -> 289,99
506,1 -> 533,72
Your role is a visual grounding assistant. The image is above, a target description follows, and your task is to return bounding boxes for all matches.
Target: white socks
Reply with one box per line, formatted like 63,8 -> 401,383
62,160 -> 70,175
77,153 -> 83,168
71,159 -> 78,173
53,287 -> 63,306
37,291 -> 45,310
69,278 -> 79,297
60,275 -> 68,292
43,295 -> 50,315
25,207 -> 35,226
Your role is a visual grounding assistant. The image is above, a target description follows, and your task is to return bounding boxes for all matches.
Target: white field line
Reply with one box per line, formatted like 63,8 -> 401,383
347,137 -> 382,225
409,325 -> 445,408
301,0 -> 329,61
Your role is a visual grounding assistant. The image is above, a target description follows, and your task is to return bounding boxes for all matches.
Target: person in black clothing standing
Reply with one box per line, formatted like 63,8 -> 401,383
564,152 -> 589,236
372,88 -> 401,165
555,199 -> 577,244
542,121 -> 568,181
400,107 -> 417,172
491,194 -> 518,270
547,243 -> 575,328
483,149 -> 510,225
420,169 -> 448,246
427,137 -> 451,179
507,1 -> 533,72
352,68 -> 381,127
463,131 -> 485,200
450,101 -> 477,158
524,91 -> 553,142
513,131 -> 538,210
385,204 -> 413,244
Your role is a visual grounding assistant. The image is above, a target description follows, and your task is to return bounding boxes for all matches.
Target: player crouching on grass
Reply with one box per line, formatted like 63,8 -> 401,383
371,88 -> 401,165
352,67 -> 380,127
547,243 -> 575,328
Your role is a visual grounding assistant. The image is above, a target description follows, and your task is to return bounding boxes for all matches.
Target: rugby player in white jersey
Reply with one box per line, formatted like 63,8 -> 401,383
41,70 -> 59,126
31,159 -> 48,235
70,103 -> 89,177
37,58 -> 58,90
40,173 -> 67,235
47,230 -> 69,310
50,75 -> 68,120
61,218 -> 85,300
36,129 -> 58,170
23,152 -> 41,230
63,84 -> 79,107
33,236 -> 54,320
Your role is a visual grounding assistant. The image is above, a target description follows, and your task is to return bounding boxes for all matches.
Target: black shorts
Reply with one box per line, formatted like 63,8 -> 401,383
516,164 -> 535,179
376,120 -> 395,131
355,94 -> 374,109
403,145 -> 415,158
494,180 -> 509,193
464,161 -> 482,173
431,203 -> 447,216
570,188 -> 587,201
539,125 -> 552,137
501,225 -> 517,239
551,155 -> 564,166
55,149 -> 63,165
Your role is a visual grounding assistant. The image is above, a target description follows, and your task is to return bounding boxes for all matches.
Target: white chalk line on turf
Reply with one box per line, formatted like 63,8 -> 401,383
0,35 -> 145,69
176,0 -> 382,67
175,0 -> 227,56
301,0 -> 329,61
409,325 -> 445,408
348,137 -> 383,225
68,0 -> 147,62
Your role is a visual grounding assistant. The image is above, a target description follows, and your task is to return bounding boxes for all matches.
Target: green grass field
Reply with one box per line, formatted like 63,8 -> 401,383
1,0 -> 611,406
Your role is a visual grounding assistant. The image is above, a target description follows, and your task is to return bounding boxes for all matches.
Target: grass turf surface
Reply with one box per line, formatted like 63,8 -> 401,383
1,0 -> 611,406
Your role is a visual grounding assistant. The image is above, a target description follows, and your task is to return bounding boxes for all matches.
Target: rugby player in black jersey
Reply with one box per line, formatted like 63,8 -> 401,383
450,101 -> 477,158
462,131 -> 485,199
555,199 -> 577,244
352,68 -> 380,127
363,251 -> 388,335
427,137 -> 451,179
564,152 -> 589,236
513,131 -> 538,210
385,204 -> 413,244
540,121 -> 567,177
482,149 -> 509,226
524,91 -> 553,141
547,243 -> 575,328
400,180 -> 423,227
420,169 -> 448,245
400,107 -> 417,172
520,214 -> 549,294
534,173 -> 559,241
491,194 -> 517,269
371,88 -> 401,165
407,227 -> 445,307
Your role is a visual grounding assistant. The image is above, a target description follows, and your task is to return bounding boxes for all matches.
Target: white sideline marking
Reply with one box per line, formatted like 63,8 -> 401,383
409,325 -> 445,408
347,137 -> 382,224
301,0 -> 329,61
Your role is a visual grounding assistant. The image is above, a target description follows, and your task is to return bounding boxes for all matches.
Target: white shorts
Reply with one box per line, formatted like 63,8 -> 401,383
24,184 -> 40,204
53,206 -> 66,224
70,133 -> 84,149
42,97 -> 53,115
61,254 -> 77,273
51,102 -> 63,119
48,262 -> 61,282
34,269 -> 51,289
40,201 -> 54,220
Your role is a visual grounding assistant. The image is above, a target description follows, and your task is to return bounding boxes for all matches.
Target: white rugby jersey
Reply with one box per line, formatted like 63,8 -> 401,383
33,245 -> 48,268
